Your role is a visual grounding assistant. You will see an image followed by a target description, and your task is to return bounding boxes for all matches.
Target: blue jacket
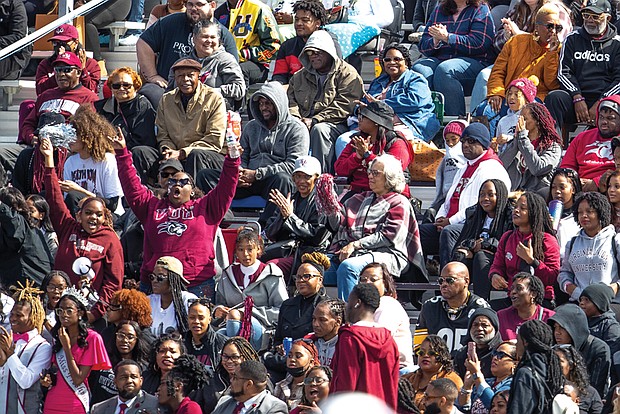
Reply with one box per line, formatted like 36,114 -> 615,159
367,70 -> 440,142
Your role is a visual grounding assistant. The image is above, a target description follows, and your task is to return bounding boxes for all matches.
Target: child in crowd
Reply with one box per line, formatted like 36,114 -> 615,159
214,227 -> 288,351
26,194 -> 59,258
430,119 -> 468,211
494,76 -> 538,154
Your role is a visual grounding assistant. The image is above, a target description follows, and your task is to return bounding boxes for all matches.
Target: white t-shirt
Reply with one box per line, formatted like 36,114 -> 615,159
63,152 -> 124,215
374,295 -> 414,370
149,291 -> 198,336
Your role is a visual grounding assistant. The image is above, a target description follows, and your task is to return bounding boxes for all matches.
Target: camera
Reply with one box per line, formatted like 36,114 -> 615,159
460,239 -> 477,250
480,239 -> 497,254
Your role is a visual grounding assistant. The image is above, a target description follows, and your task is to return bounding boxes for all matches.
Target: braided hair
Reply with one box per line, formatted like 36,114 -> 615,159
167,269 -> 190,334
51,294 -> 90,353
292,0 -> 329,25
554,344 -> 590,396
397,377 -> 420,413
215,336 -> 259,384
318,299 -> 345,322
522,192 -> 555,261
11,280 -> 45,334
524,103 -> 562,151
166,354 -> 211,398
517,319 -> 564,396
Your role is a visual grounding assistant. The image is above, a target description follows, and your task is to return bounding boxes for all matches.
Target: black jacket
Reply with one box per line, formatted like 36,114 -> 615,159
184,326 -> 227,371
95,95 -> 157,150
274,290 -> 329,345
507,353 -> 554,414
0,0 -> 31,75
453,308 -> 503,378
558,25 -> 620,102
588,310 -> 620,355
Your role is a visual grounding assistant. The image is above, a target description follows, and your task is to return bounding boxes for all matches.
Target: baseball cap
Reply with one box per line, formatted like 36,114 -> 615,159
159,159 -> 184,173
54,52 -> 81,67
155,256 -> 189,285
293,156 -> 321,177
49,24 -> 80,42
583,0 -> 612,14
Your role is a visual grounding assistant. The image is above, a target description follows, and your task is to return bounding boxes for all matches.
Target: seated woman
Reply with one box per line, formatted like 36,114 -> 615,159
558,192 -> 620,303
111,120 -> 240,298
274,338 -> 319,411
148,256 -> 198,336
547,168 -> 583,260
213,336 -> 260,396
335,101 -> 413,200
307,299 -> 344,366
488,192 -> 560,310
608,170 -> 620,232
289,365 -> 332,414
458,340 -> 518,413
40,137 -> 123,328
214,227 -> 288,350
264,156 -> 331,279
496,273 -> 555,340
142,333 -> 186,394
452,179 -> 514,299
499,101 -> 562,192
402,334 -> 464,409
61,105 -> 125,217
476,4 -> 565,118
157,354 -> 211,414
412,0 -> 495,116
555,344 -> 604,414
324,154 -> 426,300
102,288 -> 153,349
168,20 -> 245,109
184,298 -> 227,370
94,67 -> 158,185
358,262 -> 414,373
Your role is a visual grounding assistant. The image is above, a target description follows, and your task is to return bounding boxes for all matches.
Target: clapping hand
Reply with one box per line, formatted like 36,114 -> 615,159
269,189 -> 294,219
428,23 -> 449,43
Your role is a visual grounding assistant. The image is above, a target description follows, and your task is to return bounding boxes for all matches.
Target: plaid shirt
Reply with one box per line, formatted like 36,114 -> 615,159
419,3 -> 495,64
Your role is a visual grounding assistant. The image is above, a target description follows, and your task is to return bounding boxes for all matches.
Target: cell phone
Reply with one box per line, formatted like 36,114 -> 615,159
467,342 -> 476,360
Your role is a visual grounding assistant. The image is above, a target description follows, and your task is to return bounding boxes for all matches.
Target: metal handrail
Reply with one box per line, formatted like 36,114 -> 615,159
0,0 -> 109,60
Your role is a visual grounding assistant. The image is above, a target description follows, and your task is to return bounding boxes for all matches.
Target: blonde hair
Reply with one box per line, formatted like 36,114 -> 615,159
11,280 -> 45,333
301,252 -> 330,269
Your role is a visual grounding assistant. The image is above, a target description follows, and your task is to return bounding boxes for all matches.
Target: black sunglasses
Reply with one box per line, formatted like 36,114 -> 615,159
491,350 -> 516,360
167,178 -> 191,187
382,56 -> 404,63
160,171 -> 175,178
111,82 -> 133,90
542,23 -> 563,32
54,66 -> 77,74
438,276 -> 461,285
149,273 -> 169,282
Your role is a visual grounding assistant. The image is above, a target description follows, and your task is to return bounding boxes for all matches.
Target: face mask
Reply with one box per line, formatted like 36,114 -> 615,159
286,365 -> 308,378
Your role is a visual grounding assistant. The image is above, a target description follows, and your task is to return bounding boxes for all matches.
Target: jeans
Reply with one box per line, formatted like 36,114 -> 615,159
125,0 -> 145,35
469,65 -> 494,112
412,57 -> 488,116
223,318 -> 265,350
323,253 -> 379,300
187,278 -> 216,301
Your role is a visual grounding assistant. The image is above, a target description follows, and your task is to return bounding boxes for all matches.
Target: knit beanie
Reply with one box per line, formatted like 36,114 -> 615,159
443,119 -> 469,140
580,283 -> 613,313
467,307 -> 499,333
507,76 -> 539,103
462,123 -> 491,149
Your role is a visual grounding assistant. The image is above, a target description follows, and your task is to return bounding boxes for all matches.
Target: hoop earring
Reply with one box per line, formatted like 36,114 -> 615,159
532,31 -> 540,42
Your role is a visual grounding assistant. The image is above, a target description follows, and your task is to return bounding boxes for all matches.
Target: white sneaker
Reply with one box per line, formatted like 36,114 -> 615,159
118,34 -> 140,46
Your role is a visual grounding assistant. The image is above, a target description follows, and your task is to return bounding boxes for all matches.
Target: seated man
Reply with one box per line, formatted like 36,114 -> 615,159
559,96 -> 620,191
136,0 -> 237,107
421,378 -> 464,414
196,82 -> 308,225
417,261 -> 491,353
288,29 -> 363,172
546,0 -> 620,135
156,58 -> 226,178
215,0 -> 281,87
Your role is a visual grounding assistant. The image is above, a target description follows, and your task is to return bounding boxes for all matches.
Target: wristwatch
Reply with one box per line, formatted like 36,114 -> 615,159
255,169 -> 264,180
363,150 -> 372,159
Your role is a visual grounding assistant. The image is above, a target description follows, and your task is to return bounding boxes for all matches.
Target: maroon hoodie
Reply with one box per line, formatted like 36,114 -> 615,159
330,323 -> 399,409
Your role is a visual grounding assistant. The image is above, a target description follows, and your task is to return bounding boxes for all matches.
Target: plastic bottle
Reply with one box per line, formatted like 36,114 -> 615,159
226,111 -> 241,158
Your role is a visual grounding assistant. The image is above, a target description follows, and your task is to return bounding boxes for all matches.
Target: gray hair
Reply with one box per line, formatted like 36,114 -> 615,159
370,153 -> 406,193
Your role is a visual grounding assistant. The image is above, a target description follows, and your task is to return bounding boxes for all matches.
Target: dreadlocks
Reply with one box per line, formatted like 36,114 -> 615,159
522,192 -> 555,261
292,0 -> 329,25
517,319 -> 564,396
167,354 -> 211,398
215,336 -> 259,382
11,280 -> 45,333
524,102 -> 562,151
397,377 -> 420,413
168,267 -> 190,334
320,299 -> 345,321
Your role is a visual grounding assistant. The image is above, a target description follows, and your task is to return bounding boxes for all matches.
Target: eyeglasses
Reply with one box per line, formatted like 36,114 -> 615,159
294,273 -> 321,282
416,349 -> 438,358
540,22 -> 563,32
231,373 -> 251,381
359,276 -> 382,283
582,12 -> 605,21
423,392 -> 442,400
367,169 -> 384,177
116,332 -> 137,342
55,308 -> 77,316
149,273 -> 169,282
54,66 -> 77,74
47,284 -> 66,293
491,350 -> 516,361
221,353 -> 242,362
107,303 -> 123,311
438,277 -> 461,285
111,82 -> 134,90
303,377 -> 328,385
167,178 -> 191,187
382,56 -> 404,63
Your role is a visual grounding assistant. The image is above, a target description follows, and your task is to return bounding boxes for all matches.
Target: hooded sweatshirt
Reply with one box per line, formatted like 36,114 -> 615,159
431,120 -> 467,210
330,322 -> 399,409
549,304 -> 611,396
241,82 -> 309,179
288,30 -> 364,125
588,310 -> 620,355
559,96 -> 620,183
557,225 -> 620,302
557,25 -> 620,102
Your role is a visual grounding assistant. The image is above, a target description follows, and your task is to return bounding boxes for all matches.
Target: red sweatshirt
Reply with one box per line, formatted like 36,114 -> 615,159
116,147 -> 240,287
35,56 -> 101,95
19,85 -> 98,145
330,323 -> 399,409
44,168 -> 124,320
489,230 -> 560,300
334,136 -> 412,197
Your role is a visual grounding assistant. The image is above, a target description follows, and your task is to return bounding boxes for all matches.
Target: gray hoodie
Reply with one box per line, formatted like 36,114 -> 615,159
558,225 -> 620,302
241,82 -> 309,180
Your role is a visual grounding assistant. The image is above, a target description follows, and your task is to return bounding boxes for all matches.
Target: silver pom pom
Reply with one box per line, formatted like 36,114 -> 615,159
38,123 -> 77,149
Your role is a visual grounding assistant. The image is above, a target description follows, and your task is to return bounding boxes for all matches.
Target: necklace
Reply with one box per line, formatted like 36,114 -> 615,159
192,339 -> 204,351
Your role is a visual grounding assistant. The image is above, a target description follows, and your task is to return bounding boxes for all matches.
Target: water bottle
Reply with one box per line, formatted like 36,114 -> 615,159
226,111 -> 241,159
283,337 -> 293,355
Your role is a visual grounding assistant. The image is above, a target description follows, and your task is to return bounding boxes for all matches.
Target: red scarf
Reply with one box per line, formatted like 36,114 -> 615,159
447,149 -> 498,217
231,262 -> 266,290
